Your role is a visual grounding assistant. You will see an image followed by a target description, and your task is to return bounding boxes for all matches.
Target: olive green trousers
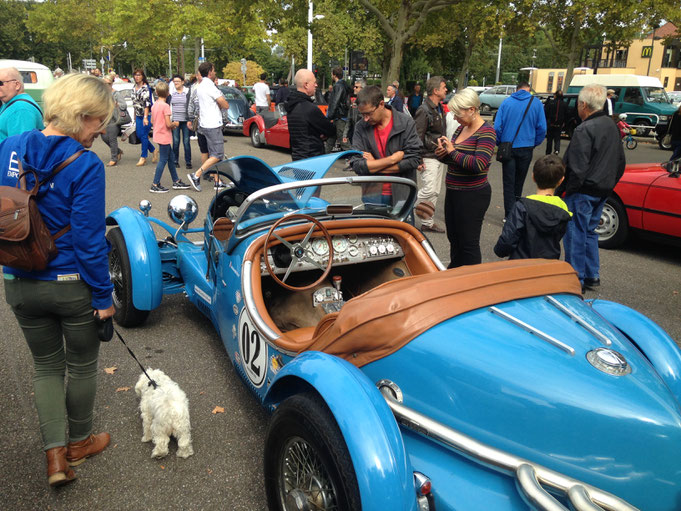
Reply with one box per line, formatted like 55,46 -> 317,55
4,277 -> 101,450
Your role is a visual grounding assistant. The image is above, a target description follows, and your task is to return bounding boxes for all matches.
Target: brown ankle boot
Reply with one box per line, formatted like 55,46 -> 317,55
46,447 -> 76,487
66,433 -> 110,466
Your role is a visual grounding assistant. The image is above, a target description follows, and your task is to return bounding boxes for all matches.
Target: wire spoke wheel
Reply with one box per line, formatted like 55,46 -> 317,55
280,437 -> 338,510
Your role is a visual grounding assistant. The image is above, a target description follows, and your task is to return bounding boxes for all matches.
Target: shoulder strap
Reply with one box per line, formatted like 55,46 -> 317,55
510,96 -> 534,144
1,97 -> 43,117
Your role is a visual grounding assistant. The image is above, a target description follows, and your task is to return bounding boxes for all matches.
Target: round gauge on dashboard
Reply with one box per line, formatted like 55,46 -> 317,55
332,236 -> 348,253
348,246 -> 359,257
311,238 -> 330,256
347,234 -> 358,244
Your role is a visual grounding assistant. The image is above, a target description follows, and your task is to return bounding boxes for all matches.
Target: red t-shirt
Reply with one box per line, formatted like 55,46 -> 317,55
373,115 -> 394,197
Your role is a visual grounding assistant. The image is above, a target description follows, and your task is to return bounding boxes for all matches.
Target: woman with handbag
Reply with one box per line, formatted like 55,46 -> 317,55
0,73 -> 114,487
435,88 -> 496,267
131,69 -> 157,166
100,76 -> 125,166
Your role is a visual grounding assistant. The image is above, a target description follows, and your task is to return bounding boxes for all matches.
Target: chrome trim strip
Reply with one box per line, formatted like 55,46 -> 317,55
489,306 -> 576,355
380,390 -> 638,511
545,295 -> 612,346
241,261 -> 297,356
516,464 -> 569,511
421,240 -> 446,271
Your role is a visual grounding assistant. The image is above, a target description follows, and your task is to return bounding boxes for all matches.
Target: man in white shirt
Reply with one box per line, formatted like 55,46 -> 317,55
253,73 -> 271,114
187,61 -> 229,191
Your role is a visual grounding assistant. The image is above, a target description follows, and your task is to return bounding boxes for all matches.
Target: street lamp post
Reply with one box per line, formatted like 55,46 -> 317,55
306,1 -> 324,71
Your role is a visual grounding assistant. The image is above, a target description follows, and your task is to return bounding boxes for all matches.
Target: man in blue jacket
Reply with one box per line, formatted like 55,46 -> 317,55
494,82 -> 546,219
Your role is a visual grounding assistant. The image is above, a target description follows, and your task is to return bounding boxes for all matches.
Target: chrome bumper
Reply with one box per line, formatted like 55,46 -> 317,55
380,389 -> 638,511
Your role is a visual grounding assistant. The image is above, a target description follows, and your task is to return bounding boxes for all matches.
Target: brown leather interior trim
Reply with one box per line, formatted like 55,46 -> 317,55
245,219 -> 438,347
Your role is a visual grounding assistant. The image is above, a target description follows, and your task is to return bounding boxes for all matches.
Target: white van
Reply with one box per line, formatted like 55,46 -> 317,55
0,59 -> 55,109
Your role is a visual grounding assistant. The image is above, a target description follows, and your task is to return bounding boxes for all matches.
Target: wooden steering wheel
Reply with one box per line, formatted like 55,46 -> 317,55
263,214 -> 334,291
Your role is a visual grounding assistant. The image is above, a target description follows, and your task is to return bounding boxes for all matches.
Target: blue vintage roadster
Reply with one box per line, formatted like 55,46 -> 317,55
106,151 -> 681,511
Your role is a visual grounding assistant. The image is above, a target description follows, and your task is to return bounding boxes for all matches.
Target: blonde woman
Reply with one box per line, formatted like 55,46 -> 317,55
0,73 -> 114,486
435,87 -> 497,267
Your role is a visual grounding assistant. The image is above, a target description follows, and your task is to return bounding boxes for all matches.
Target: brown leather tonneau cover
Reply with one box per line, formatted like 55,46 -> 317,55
303,259 -> 581,367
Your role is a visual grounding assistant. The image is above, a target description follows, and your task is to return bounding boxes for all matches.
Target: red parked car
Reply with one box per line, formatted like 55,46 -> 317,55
242,103 -> 329,150
597,158 -> 681,248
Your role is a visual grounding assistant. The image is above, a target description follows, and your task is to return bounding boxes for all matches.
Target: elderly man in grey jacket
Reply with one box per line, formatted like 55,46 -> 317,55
349,85 -> 422,216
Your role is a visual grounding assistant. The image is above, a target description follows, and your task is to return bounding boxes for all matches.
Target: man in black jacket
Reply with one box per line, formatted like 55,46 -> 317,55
285,69 -> 335,161
413,76 -> 447,232
325,67 -> 350,152
349,85 -> 422,213
544,90 -> 566,155
559,83 -> 625,290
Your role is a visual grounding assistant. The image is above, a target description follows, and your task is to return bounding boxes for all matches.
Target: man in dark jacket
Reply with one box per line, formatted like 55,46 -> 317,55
285,69 -> 335,161
413,76 -> 447,232
407,84 -> 423,117
544,90 -> 566,155
325,67 -> 350,152
274,79 -> 290,105
494,155 -> 571,259
559,83 -> 626,290
349,85 -> 422,213
343,78 -> 366,145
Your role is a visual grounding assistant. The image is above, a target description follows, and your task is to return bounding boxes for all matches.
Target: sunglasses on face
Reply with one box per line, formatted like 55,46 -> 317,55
0,79 -> 18,86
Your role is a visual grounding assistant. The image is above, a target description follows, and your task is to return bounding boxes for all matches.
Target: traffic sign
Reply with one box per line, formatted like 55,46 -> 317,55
82,59 -> 97,69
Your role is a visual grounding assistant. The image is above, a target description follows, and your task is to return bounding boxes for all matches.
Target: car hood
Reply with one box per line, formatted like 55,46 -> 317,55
362,294 -> 681,510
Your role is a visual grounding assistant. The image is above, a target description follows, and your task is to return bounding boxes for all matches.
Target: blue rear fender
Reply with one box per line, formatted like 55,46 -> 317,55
106,207 -> 163,311
264,351 -> 416,511
591,299 -> 681,404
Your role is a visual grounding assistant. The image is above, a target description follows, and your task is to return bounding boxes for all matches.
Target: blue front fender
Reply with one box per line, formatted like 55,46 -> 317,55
264,351 -> 416,511
106,207 -> 162,311
592,299 -> 681,403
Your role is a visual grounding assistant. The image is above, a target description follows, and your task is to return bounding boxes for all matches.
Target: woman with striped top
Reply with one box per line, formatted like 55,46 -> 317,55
435,88 -> 496,267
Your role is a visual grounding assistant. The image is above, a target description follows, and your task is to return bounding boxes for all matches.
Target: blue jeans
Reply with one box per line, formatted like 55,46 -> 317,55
564,193 -> 606,283
502,147 -> 534,217
153,144 -> 179,185
671,140 -> 681,161
172,121 -> 191,165
135,115 -> 155,158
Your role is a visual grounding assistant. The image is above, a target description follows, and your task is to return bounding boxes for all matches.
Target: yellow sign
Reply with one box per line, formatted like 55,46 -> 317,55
641,46 -> 653,58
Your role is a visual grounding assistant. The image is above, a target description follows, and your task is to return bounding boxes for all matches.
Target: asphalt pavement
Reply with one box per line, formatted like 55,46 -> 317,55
1,129 -> 679,511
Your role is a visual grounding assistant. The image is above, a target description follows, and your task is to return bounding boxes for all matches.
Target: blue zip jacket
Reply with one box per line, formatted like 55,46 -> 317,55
494,89 -> 547,148
0,130 -> 113,309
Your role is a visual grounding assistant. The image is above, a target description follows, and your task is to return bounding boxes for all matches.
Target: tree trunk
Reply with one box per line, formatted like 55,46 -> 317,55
194,38 -> 200,74
563,26 -> 581,91
457,36 -> 474,90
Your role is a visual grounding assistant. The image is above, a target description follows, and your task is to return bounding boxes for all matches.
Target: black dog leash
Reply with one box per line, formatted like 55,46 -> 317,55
114,328 -> 158,389
95,312 -> 158,389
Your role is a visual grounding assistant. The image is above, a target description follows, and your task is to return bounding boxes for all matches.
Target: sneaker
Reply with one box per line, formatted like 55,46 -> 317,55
172,180 -> 191,190
214,180 -> 226,190
174,161 -> 180,168
150,183 -> 169,193
185,163 -> 193,170
188,173 -> 201,192
190,135 -> 198,140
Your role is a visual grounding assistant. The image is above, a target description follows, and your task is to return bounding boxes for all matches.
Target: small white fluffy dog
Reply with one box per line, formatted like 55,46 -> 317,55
135,369 -> 194,458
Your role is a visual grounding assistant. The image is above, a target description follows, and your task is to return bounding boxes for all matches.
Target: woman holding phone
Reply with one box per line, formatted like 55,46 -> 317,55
434,88 -> 496,267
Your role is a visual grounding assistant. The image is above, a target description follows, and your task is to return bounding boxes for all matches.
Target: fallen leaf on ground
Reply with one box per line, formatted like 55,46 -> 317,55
116,386 -> 131,392
207,469 -> 213,474
104,367 -> 117,375
160,465 -> 165,470
199,391 -> 205,395
673,290 -> 679,295
212,406 -> 225,414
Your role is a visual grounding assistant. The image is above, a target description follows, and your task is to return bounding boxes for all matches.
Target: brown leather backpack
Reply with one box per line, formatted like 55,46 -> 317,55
0,151 -> 84,271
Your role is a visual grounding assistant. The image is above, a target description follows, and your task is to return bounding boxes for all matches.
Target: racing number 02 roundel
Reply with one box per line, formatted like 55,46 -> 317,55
237,310 -> 268,388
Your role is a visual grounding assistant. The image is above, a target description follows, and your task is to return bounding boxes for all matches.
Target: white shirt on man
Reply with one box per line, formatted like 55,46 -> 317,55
197,78 -> 223,129
253,81 -> 270,107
